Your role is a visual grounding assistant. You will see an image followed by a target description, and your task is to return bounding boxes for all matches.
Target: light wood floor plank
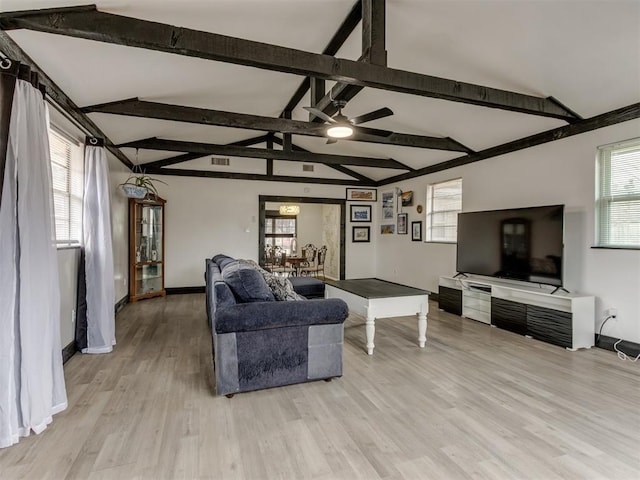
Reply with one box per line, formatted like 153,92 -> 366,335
0,294 -> 638,480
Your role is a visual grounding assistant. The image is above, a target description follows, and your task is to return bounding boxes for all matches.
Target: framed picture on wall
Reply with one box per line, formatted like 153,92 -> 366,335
397,213 -> 408,234
352,226 -> 370,242
401,190 -> 414,206
411,221 -> 422,241
382,190 -> 395,220
350,204 -> 372,222
346,188 -> 377,202
381,224 -> 395,235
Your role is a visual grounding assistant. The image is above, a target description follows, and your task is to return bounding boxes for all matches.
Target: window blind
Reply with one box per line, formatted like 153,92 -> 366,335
264,211 -> 297,253
596,139 -> 640,247
49,129 -> 83,243
426,178 -> 462,242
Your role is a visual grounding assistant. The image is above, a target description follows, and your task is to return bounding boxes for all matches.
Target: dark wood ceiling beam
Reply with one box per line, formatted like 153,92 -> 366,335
311,83 -> 364,122
0,5 -> 579,122
229,134 -> 270,147
324,164 -> 374,183
271,135 -> 375,183
311,0 -> 386,121
377,103 -> 640,185
0,30 -> 132,168
281,110 -> 293,151
265,133 -> 274,176
361,0 -> 387,65
144,166 -> 376,186
280,1 -> 361,115
132,134 -> 270,170
310,77 -> 326,109
83,98 -> 471,152
310,0 -> 385,122
119,137 -> 409,170
282,135 -> 412,172
135,152 -> 201,169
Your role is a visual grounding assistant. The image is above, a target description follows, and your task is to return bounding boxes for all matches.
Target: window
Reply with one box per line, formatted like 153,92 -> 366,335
49,127 -> 83,244
264,211 -> 297,254
425,178 -> 462,242
596,138 -> 640,248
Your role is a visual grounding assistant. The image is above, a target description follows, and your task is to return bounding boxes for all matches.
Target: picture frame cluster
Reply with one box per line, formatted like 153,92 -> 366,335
348,189 -> 374,242
348,187 -> 423,242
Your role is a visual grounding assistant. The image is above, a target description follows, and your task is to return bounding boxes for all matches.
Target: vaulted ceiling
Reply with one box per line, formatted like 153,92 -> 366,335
1,0 -> 639,186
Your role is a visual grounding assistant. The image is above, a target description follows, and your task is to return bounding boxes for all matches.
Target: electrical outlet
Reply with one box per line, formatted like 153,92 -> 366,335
607,308 -> 618,318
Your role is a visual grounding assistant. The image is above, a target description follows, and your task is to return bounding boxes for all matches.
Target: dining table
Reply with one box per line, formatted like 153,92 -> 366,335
286,256 -> 308,276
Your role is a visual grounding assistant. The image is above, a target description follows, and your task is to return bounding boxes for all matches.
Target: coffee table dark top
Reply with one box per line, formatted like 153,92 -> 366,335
324,278 -> 430,299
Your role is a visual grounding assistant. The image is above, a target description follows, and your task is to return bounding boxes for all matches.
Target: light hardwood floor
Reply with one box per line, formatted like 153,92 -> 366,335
1,294 -> 639,480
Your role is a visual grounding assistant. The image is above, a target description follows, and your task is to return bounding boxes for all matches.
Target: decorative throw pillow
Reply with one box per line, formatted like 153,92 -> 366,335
213,254 -> 236,271
240,260 -> 306,301
221,261 -> 275,303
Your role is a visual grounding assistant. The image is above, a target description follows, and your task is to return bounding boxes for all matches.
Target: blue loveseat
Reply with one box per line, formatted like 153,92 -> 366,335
205,254 -> 348,396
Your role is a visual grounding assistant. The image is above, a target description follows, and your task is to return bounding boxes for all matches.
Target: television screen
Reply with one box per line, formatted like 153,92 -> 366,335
456,205 -> 564,286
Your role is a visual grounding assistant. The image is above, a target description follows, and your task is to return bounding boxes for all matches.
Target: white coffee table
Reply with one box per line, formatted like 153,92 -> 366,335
324,278 -> 430,355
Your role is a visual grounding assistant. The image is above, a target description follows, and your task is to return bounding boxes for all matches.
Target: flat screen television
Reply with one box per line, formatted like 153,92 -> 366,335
456,205 -> 564,286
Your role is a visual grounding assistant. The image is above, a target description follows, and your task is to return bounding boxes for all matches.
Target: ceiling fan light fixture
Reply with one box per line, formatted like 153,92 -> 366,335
326,124 -> 354,138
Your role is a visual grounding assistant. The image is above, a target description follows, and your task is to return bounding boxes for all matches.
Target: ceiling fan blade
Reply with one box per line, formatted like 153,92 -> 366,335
350,107 -> 394,125
326,138 -> 338,145
303,106 -> 336,124
355,126 -> 394,138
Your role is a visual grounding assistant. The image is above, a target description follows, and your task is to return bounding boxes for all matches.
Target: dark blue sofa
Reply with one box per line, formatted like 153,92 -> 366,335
205,254 -> 348,396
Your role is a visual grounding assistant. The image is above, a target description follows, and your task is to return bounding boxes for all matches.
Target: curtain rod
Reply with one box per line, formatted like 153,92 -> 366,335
46,95 -> 90,143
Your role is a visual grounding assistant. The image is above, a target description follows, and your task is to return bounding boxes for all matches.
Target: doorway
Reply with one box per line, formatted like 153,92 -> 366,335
258,195 -> 346,280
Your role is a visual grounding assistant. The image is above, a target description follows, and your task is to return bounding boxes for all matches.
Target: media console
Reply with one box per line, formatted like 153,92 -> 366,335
438,276 -> 595,350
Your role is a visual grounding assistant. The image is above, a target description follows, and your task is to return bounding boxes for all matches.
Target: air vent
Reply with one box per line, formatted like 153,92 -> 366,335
211,157 -> 230,166
302,164 -> 314,172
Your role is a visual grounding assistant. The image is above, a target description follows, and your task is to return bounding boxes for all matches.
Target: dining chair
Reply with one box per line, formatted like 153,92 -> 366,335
270,250 -> 290,277
264,245 -> 273,268
300,244 -> 317,276
264,245 -> 278,269
304,245 -> 327,278
314,246 -> 327,279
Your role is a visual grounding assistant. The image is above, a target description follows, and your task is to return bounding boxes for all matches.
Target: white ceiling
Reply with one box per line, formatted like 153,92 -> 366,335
2,0 -> 639,183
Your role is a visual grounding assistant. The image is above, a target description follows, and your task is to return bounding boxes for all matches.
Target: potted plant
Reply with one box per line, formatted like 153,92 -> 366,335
119,174 -> 167,199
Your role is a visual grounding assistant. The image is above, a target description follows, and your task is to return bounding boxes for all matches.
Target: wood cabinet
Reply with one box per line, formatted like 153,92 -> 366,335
491,297 -> 527,335
438,284 -> 462,316
129,196 -> 166,302
525,305 -> 573,348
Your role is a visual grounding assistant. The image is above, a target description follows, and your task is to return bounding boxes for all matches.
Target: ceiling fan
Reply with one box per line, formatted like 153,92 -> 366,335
303,100 -> 394,143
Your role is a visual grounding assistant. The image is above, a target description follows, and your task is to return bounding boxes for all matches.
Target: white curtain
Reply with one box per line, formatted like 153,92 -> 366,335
0,79 -> 67,448
82,144 -> 115,353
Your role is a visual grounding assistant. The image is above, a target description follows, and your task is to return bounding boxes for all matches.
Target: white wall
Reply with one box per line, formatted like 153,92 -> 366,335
296,203 -> 323,250
346,199 -> 378,279
374,119 -> 640,343
146,178 -> 375,288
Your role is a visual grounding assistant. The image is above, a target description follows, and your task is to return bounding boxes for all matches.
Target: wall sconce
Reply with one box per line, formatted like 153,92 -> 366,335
279,205 -> 300,215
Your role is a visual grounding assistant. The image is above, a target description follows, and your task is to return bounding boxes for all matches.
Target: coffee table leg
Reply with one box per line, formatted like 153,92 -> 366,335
365,307 -> 375,355
417,303 -> 427,348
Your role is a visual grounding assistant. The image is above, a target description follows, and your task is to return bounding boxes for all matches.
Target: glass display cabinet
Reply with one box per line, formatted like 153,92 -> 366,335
129,196 -> 166,302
